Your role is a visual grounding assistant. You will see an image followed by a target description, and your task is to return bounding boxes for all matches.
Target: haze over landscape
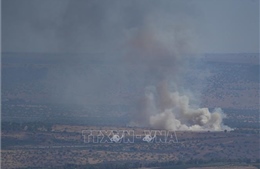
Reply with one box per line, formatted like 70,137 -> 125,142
1,0 -> 259,169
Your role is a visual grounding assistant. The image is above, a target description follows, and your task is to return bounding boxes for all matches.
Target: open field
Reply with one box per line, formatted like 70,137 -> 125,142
2,54 -> 259,168
1,124 -> 260,169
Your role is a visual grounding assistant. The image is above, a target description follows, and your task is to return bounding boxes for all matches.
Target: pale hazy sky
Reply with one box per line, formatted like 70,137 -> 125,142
2,0 -> 259,54
196,0 -> 259,53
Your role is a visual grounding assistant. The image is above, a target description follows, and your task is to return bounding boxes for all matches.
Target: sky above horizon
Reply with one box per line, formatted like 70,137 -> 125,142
2,0 -> 259,54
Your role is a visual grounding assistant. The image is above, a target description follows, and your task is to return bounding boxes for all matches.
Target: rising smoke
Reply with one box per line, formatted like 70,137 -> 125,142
133,81 -> 231,131
128,24 -> 232,131
123,1 -> 231,131
3,0 -> 231,131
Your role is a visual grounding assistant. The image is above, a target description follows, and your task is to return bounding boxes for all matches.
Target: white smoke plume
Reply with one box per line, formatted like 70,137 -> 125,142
2,0 -> 232,131
132,80 -> 231,131
148,81 -> 231,131
126,3 -> 231,131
